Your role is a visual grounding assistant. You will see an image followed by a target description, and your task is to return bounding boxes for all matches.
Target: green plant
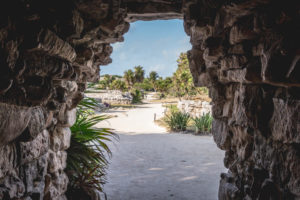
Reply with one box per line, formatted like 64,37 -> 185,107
149,71 -> 159,91
193,113 -> 213,134
164,111 -> 190,131
66,97 -> 117,199
133,78 -> 153,91
110,79 -> 127,91
131,89 -> 143,104
134,65 -> 145,83
124,69 -> 135,88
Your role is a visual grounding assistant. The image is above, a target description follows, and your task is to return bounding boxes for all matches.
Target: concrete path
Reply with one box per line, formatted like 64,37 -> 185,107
98,103 -> 226,200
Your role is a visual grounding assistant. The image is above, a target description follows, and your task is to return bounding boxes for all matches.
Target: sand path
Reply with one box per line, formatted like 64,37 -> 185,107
97,102 -> 226,200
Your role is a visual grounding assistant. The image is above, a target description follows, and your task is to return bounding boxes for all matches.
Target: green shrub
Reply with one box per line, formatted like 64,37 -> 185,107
110,79 -> 127,91
131,89 -> 143,104
133,79 -> 153,91
66,97 -> 117,199
164,111 -> 190,131
193,113 -> 213,134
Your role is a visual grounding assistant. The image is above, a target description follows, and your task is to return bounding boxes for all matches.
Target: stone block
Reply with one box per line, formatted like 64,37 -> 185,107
203,46 -> 224,63
0,103 -> 32,146
270,98 -> 300,143
0,144 -> 16,179
0,170 -> 25,199
220,55 -> 247,70
212,119 -> 231,150
51,127 -> 71,152
27,107 -> 46,140
218,173 -> 241,200
47,150 -> 67,173
44,171 -> 68,200
229,23 -> 257,45
58,106 -> 77,127
19,130 -> 50,165
20,154 -> 48,200
26,29 -> 76,62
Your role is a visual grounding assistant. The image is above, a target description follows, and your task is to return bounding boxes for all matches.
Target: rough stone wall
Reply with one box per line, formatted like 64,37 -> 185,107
0,0 -> 299,199
87,90 -> 133,105
0,0 -> 129,199
184,0 -> 300,199
177,100 -> 211,118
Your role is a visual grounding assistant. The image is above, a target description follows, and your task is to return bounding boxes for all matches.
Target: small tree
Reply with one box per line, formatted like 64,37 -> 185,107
149,71 -> 159,91
134,66 -> 145,83
134,78 -> 153,91
123,69 -> 135,89
156,77 -> 173,93
110,79 -> 127,91
172,53 -> 195,98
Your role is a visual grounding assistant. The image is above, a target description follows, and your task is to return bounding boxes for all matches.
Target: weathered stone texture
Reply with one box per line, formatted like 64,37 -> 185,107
177,100 -> 211,118
183,0 -> 300,199
0,0 -> 299,199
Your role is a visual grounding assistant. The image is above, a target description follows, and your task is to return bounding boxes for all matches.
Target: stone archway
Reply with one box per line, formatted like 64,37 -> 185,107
0,1 -> 299,199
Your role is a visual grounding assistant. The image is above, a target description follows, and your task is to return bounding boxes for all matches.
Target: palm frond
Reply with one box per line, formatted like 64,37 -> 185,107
66,95 -> 118,198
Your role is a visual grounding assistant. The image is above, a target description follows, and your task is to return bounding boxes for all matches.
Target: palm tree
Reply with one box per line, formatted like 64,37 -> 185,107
149,71 -> 159,91
123,69 -> 135,88
134,66 -> 145,83
111,79 -> 127,91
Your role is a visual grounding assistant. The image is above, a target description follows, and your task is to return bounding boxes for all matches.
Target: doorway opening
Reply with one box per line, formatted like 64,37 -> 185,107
82,19 -> 225,200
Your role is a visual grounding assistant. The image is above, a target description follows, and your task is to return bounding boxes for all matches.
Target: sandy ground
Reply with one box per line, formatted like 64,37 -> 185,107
97,103 -> 226,200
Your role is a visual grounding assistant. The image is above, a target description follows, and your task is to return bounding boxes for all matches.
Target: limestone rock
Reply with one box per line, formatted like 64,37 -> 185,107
20,154 -> 48,200
51,127 -> 71,152
177,100 -> 211,118
0,144 -> 16,179
58,108 -> 77,127
0,170 -> 25,199
0,103 -> 32,146
19,130 -> 50,165
47,150 -> 67,173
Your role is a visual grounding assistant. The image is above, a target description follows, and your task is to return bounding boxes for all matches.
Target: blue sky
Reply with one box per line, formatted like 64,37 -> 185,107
100,19 -> 191,78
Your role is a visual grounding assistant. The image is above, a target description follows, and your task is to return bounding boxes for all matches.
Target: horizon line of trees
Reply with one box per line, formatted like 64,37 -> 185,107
98,53 -> 208,98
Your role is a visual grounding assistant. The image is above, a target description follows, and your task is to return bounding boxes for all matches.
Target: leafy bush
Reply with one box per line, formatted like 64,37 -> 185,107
164,111 -> 190,131
66,97 -> 117,199
193,113 -> 213,134
110,79 -> 127,91
131,89 -> 143,104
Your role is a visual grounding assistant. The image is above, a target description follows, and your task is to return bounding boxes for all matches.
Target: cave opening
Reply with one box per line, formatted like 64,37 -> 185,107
86,19 -> 226,200
0,1 -> 299,200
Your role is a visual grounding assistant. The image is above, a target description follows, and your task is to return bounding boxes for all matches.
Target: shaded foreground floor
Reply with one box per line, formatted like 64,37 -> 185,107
99,103 -> 226,200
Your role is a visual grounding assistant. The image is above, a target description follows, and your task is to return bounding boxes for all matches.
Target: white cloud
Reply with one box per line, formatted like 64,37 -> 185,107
119,52 -> 127,60
112,42 -> 124,51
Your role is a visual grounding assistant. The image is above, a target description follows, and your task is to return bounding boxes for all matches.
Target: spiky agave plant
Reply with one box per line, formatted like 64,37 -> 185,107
164,111 -> 190,132
66,97 -> 118,199
193,113 -> 213,134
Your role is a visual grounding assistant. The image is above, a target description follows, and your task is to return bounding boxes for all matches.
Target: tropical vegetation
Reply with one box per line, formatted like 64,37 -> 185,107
193,113 -> 213,134
164,110 -> 191,132
66,96 -> 117,199
98,53 -> 208,99
158,104 -> 213,134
